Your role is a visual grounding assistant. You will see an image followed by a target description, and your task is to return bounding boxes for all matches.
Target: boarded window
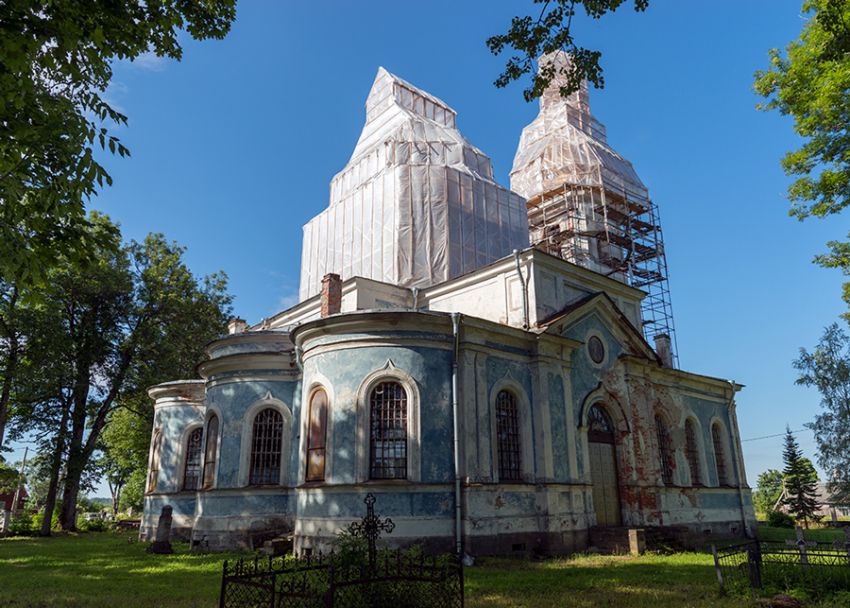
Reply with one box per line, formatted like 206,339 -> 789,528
182,427 -> 203,490
685,419 -> 701,486
655,414 -> 674,486
496,390 -> 521,481
203,415 -> 219,489
147,430 -> 162,493
306,388 -> 328,482
712,423 -> 728,486
369,381 -> 407,480
249,408 -> 284,485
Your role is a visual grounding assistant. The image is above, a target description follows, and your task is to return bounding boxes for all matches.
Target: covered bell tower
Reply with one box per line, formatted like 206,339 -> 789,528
511,51 -> 677,365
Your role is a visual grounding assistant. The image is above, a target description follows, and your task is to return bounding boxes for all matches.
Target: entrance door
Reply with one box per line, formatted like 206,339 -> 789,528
587,405 -> 621,527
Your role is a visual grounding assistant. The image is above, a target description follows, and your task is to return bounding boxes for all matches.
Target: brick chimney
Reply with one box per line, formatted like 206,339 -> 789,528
320,273 -> 342,318
653,334 -> 673,369
227,317 -> 247,334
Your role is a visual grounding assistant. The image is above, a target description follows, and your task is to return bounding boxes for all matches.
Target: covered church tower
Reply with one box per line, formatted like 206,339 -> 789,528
511,51 -> 677,364
299,68 -> 529,301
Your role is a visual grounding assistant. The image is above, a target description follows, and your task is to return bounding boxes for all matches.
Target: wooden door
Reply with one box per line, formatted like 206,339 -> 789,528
589,441 -> 621,526
587,404 -> 621,527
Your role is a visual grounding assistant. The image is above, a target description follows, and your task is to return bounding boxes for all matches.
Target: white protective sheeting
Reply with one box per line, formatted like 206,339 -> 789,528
510,51 -> 648,203
299,68 -> 529,301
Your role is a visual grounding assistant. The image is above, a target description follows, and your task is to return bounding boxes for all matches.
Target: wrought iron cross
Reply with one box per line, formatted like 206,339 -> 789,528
348,493 -> 395,570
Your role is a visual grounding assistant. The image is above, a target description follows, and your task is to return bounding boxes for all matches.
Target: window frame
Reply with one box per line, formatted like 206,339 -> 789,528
368,380 -> 409,480
182,426 -> 204,491
684,418 -> 702,486
711,421 -> 730,487
495,389 -> 522,482
248,407 -> 285,486
147,429 -> 163,493
654,413 -> 674,486
202,414 -> 220,489
305,387 -> 329,482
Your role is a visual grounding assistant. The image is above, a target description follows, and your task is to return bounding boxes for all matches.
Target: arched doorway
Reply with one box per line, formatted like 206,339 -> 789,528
587,404 -> 621,526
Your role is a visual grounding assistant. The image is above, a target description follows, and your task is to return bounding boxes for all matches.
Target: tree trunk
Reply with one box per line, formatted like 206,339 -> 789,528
0,287 -> 20,451
41,404 -> 70,537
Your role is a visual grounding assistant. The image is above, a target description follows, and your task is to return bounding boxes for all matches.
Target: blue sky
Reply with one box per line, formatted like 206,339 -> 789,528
11,1 -> 846,492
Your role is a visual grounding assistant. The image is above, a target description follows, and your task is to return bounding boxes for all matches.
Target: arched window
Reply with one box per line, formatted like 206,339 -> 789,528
203,415 -> 219,489
655,414 -> 673,486
685,419 -> 701,486
495,390 -> 521,481
182,427 -> 203,490
588,405 -> 615,443
147,430 -> 163,493
306,388 -> 329,482
249,408 -> 284,485
712,422 -> 728,486
369,381 -> 407,479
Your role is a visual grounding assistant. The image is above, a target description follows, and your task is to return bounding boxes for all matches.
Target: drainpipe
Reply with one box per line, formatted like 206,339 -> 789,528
726,381 -> 752,537
513,250 -> 529,330
412,287 -> 419,311
294,344 -> 304,373
451,313 -> 463,556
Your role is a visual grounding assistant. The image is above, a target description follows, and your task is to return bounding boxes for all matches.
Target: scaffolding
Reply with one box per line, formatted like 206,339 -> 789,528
512,51 -> 678,365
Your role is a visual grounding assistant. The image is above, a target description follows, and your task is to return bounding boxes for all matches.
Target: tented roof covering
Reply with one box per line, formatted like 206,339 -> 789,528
299,67 -> 529,301
510,51 -> 647,202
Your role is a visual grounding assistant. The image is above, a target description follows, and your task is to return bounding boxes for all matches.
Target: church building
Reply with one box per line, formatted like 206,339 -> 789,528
141,53 -> 756,554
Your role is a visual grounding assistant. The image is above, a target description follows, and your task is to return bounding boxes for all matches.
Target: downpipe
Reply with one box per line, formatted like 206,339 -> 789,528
727,380 -> 752,538
451,312 -> 463,556
513,250 -> 529,330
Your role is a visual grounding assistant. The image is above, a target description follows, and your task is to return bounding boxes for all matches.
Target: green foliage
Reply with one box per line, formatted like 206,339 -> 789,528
77,518 -> 107,532
487,0 -> 649,102
754,0 -> 850,309
795,323 -> 850,506
767,509 -> 796,528
0,0 -> 237,284
0,461 -> 18,493
6,514 -> 34,536
781,428 -> 821,527
754,469 -> 785,515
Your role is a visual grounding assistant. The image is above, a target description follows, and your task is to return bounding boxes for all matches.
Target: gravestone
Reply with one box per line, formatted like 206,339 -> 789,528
628,529 -> 646,555
146,505 -> 174,554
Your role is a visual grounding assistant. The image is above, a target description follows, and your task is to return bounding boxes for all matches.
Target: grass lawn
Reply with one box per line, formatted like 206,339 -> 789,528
0,528 -> 847,607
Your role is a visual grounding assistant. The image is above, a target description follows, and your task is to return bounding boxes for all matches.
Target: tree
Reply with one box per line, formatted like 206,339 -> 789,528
754,0 -> 850,309
8,213 -> 232,531
98,408 -> 149,517
487,0 -> 649,102
753,469 -> 785,516
0,0 -> 237,284
794,323 -> 850,506
781,427 -> 820,528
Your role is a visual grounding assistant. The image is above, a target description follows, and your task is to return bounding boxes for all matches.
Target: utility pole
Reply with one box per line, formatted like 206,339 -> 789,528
11,447 -> 28,518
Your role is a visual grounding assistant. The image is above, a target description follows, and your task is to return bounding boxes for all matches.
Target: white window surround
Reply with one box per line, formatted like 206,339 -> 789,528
202,406 -> 224,490
147,427 -> 163,494
354,361 -> 421,483
489,378 -> 534,483
238,396 -> 293,487
298,374 -> 335,485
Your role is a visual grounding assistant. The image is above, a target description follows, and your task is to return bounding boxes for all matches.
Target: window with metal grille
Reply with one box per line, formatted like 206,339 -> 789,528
182,427 -> 203,490
496,390 -> 521,481
655,414 -> 673,485
202,415 -> 219,489
306,388 -> 328,482
249,408 -> 284,485
147,430 -> 162,493
369,381 -> 407,480
685,419 -> 701,486
712,423 -> 728,486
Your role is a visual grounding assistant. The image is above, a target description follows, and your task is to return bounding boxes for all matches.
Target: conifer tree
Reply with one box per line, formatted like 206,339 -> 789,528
781,427 -> 820,528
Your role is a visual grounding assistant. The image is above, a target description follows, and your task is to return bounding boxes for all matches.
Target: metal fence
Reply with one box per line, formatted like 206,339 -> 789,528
712,539 -> 850,595
219,494 -> 463,608
219,551 -> 464,608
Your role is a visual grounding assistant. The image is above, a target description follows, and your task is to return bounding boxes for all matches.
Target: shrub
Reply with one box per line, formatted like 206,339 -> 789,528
768,510 -> 796,528
7,514 -> 35,536
78,518 -> 108,532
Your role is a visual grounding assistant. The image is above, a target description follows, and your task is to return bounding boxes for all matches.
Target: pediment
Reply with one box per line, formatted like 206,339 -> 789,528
537,292 -> 660,363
